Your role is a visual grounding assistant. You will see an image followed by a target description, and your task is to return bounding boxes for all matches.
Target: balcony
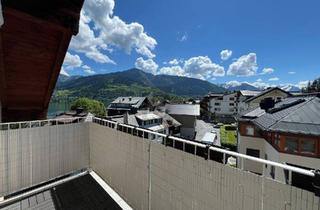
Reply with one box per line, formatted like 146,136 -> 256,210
0,117 -> 319,210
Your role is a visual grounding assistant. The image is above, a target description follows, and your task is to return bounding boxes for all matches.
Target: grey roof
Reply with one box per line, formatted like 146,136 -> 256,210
136,113 -> 162,121
153,111 -> 181,127
240,96 -> 320,135
244,87 -> 291,103
110,111 -> 181,128
112,114 -> 139,126
239,90 -> 261,97
165,104 -> 200,116
109,97 -> 147,108
207,93 -> 224,97
195,120 -> 220,146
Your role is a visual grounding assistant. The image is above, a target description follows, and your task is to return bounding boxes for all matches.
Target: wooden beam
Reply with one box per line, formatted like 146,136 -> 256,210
4,8 -> 70,33
43,29 -> 72,111
0,31 -> 7,108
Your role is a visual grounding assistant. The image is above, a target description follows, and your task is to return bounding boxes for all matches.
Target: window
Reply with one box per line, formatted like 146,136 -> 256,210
245,126 -> 254,136
270,166 -> 275,179
284,138 -> 298,153
225,126 -> 236,131
300,139 -> 316,154
215,108 -> 221,111
229,97 -> 235,100
274,134 -> 280,148
229,103 -> 234,106
214,102 -> 220,106
246,148 -> 260,158
264,154 -> 268,168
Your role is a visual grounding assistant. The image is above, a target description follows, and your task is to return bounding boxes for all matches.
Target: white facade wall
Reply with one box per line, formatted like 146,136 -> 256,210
239,134 -> 320,183
248,89 -> 289,110
238,135 -> 265,174
209,93 -> 237,116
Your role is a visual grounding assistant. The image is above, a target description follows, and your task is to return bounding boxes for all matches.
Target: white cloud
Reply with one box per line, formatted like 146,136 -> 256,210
220,49 -> 232,61
63,52 -> 83,70
269,77 -> 279,81
256,78 -> 263,82
227,53 -> 257,76
157,56 -> 224,80
183,56 -> 225,79
159,66 -> 185,76
69,13 -> 115,64
169,59 -> 180,65
179,33 -> 188,42
70,0 -> 157,64
60,67 -> 69,76
288,71 -> 296,74
135,57 -> 159,74
82,65 -> 96,74
261,68 -> 274,74
224,80 -> 241,88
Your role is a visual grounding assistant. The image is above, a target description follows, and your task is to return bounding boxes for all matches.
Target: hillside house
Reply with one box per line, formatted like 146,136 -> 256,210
107,97 -> 153,116
238,96 -> 320,191
165,104 -> 200,139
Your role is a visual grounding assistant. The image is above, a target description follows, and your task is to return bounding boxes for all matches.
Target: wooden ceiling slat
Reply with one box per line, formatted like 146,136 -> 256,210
0,3 -> 83,122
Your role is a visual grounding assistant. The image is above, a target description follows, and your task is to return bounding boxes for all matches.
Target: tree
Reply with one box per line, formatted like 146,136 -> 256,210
71,97 -> 106,117
303,78 -> 320,93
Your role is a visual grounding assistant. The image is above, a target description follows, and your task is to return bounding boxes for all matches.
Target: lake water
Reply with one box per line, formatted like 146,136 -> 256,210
47,100 -> 72,118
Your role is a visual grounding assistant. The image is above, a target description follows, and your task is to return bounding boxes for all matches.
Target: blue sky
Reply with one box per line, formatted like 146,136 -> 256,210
62,0 -> 320,88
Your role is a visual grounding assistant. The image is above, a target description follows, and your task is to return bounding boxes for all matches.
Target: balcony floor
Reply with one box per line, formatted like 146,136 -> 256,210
0,173 -> 127,210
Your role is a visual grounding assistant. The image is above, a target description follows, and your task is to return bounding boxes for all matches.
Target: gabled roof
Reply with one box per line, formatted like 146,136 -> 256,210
136,113 -> 161,121
244,87 -> 291,103
110,97 -> 147,108
240,96 -> 320,135
110,111 -> 181,128
238,90 -> 261,97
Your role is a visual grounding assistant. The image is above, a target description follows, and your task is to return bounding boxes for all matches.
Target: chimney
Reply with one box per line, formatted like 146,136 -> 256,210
259,97 -> 275,112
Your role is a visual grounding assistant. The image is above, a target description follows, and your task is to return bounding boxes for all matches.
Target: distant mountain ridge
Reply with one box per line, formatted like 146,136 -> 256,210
223,82 -> 260,91
56,68 -> 226,104
223,82 -> 301,92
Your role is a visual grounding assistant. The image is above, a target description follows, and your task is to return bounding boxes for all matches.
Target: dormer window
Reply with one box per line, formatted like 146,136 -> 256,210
245,125 -> 254,136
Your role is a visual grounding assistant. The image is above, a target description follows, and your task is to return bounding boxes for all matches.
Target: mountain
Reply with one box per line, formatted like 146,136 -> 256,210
56,68 -> 226,104
223,82 -> 260,91
57,75 -> 82,83
279,85 -> 301,92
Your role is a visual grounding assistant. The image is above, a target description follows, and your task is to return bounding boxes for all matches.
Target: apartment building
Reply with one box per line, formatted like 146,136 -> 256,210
244,87 -> 291,110
238,96 -> 320,190
208,93 -> 237,115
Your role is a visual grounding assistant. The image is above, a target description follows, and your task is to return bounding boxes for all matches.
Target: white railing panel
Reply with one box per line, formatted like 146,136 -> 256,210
0,122 -> 89,197
89,120 -> 320,210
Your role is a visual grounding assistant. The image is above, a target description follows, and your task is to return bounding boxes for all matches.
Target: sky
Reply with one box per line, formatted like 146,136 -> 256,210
61,0 -> 320,89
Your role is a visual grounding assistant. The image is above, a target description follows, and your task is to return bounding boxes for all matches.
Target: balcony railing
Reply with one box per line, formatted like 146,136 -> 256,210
0,117 -> 319,210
